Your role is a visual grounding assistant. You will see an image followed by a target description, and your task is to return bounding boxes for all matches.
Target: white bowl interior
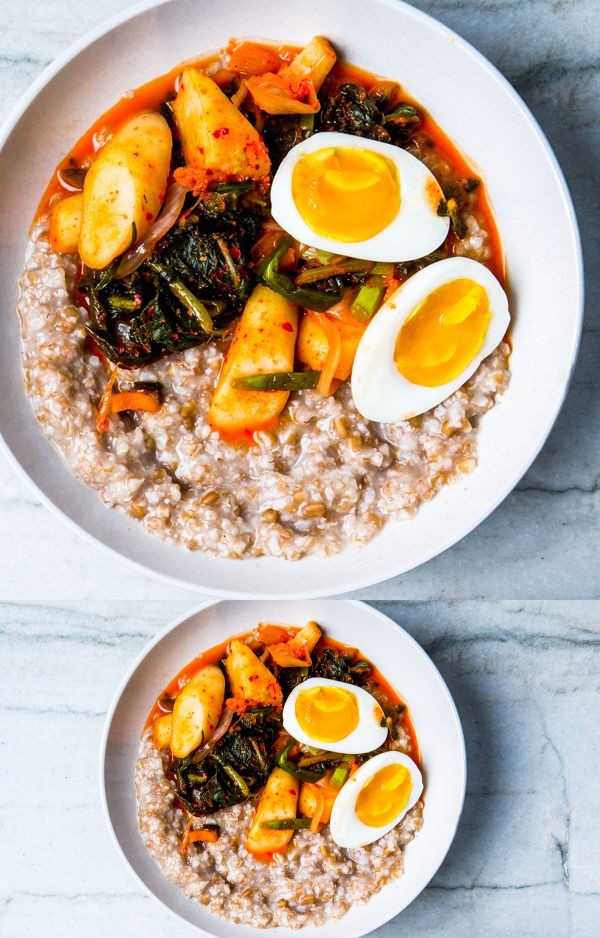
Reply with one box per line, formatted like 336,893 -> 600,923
100,599 -> 466,937
0,0 -> 582,596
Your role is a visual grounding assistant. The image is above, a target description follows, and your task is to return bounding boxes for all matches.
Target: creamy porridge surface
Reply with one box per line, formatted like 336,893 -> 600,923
135,712 -> 423,927
18,219 -> 510,560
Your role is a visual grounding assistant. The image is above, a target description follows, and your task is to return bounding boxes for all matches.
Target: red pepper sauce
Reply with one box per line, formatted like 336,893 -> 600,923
144,627 -> 420,767
36,40 -> 504,294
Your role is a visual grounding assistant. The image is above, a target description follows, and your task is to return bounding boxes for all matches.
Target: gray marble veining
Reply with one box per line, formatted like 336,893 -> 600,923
0,0 -> 598,599
1,599 -> 599,936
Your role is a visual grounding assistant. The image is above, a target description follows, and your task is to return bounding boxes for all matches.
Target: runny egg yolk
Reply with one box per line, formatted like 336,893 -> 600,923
356,764 -> 412,827
295,685 -> 359,743
292,147 -> 400,242
395,278 -> 491,387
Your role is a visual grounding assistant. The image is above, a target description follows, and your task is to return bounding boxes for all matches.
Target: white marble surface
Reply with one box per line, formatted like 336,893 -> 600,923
0,0 -> 598,599
1,599 -> 599,937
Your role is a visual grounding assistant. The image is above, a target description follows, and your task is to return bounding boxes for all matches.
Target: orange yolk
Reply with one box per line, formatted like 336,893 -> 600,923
395,278 -> 491,387
292,147 -> 400,242
356,764 -> 412,827
295,685 -> 359,742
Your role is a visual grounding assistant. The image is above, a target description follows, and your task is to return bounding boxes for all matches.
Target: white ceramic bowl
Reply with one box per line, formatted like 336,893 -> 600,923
100,599 -> 466,937
0,0 -> 582,597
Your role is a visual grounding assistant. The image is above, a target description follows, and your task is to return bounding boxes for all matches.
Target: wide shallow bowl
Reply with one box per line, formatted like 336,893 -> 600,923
100,599 -> 466,937
0,0 -> 582,597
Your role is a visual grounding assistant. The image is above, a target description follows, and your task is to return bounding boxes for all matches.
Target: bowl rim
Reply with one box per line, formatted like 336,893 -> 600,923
99,599 -> 467,936
0,0 -> 584,598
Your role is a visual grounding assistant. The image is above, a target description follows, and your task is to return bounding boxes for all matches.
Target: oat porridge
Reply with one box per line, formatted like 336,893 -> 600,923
134,619 -> 424,927
18,37 -> 511,560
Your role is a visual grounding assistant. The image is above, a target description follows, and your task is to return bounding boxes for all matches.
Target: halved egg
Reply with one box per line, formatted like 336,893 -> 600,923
351,256 -> 510,422
282,677 -> 388,754
329,751 -> 423,848
270,131 -> 449,262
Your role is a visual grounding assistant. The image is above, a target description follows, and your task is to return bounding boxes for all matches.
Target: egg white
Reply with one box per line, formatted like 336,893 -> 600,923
329,750 -> 423,848
270,131 -> 449,262
351,256 -> 510,422
282,677 -> 389,754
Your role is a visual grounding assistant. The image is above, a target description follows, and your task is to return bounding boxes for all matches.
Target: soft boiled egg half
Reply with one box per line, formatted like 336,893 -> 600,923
270,131 -> 449,262
329,751 -> 423,848
282,678 -> 389,754
352,256 -> 510,422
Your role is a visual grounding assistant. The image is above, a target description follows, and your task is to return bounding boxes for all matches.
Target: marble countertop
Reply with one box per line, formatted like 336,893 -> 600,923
1,599 -> 598,937
0,0 -> 598,600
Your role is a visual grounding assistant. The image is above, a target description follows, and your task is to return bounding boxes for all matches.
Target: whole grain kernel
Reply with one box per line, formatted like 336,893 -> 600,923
349,432 -> 364,452
334,416 -> 350,438
201,490 -> 220,506
302,501 -> 326,518
262,508 -> 279,523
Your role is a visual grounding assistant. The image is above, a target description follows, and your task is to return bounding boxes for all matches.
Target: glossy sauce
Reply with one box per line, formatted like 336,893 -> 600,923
36,41 -> 504,291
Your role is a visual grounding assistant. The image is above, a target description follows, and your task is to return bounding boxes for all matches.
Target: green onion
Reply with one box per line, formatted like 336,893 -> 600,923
300,247 -> 339,264
107,295 -> 140,311
147,261 -> 214,332
260,818 -> 312,830
250,739 -> 269,774
297,751 -> 344,768
277,741 -> 326,781
295,259 -> 373,285
212,756 -> 250,796
246,706 -> 274,717
215,235 -> 241,290
186,772 -> 208,784
299,114 -> 315,132
330,755 -> 353,789
258,236 -> 342,311
351,282 -> 385,322
371,262 -> 395,276
384,103 -> 420,126
232,371 -> 320,392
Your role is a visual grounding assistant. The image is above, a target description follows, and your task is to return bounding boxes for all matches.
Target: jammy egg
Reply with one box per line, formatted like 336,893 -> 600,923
270,131 -> 449,262
351,256 -> 510,422
282,678 -> 389,754
329,751 -> 423,848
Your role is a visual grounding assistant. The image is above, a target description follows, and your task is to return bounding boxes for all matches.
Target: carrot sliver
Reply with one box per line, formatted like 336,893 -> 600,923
180,816 -> 194,854
95,365 -> 119,433
188,829 -> 219,844
109,390 -> 161,416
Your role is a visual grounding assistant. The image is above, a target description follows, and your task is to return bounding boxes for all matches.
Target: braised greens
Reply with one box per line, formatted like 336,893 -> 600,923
170,645 -> 378,817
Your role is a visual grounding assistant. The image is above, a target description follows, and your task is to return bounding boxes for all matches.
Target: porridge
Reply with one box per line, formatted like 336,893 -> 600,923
19,36 -> 510,560
134,620 -> 424,927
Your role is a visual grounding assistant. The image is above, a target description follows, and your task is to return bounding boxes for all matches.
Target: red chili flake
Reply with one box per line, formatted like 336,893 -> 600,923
212,127 -> 230,139
281,322 -> 293,332
145,211 -> 153,222
249,674 -> 259,682
288,789 -> 296,795
206,169 -> 213,175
